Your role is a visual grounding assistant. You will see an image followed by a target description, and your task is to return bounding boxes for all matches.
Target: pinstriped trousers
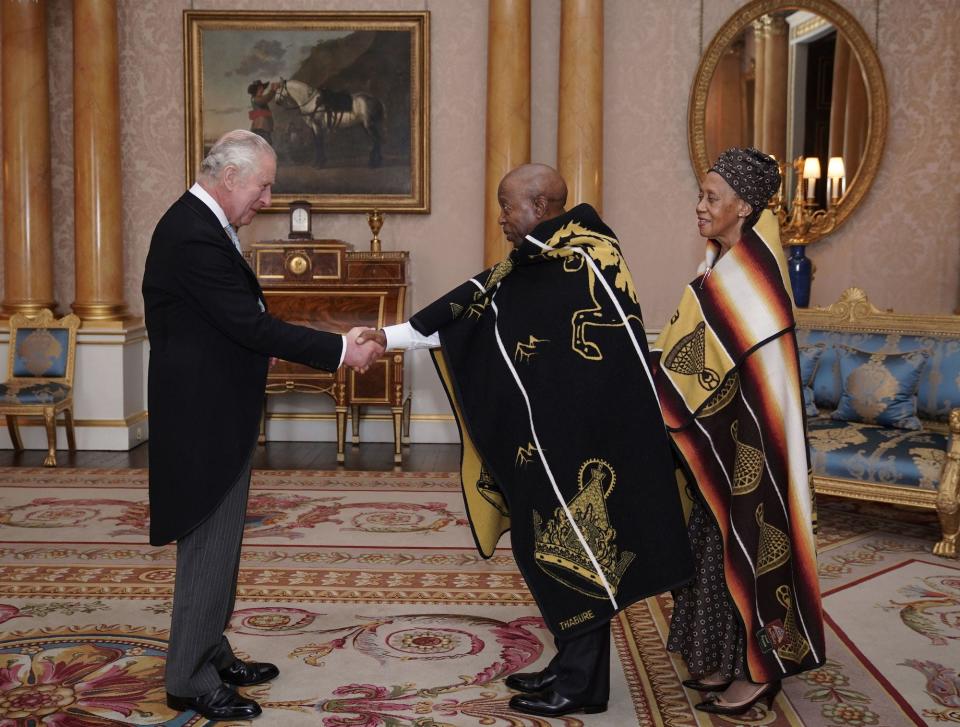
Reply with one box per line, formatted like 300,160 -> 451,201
164,456 -> 253,696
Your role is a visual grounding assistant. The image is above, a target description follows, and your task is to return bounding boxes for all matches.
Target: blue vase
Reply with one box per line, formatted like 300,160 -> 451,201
788,245 -> 812,307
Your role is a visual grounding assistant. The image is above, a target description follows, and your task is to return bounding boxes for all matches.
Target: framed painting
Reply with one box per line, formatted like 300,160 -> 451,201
184,11 -> 429,213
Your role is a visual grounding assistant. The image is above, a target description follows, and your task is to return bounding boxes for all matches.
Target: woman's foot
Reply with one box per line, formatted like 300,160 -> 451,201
682,670 -> 732,692
695,679 -> 781,715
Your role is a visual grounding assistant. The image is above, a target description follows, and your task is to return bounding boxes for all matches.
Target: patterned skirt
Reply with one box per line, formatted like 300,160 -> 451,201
666,498 -> 748,681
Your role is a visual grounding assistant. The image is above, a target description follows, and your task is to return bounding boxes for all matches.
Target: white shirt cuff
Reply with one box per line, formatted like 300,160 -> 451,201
383,322 -> 440,350
338,335 -> 346,367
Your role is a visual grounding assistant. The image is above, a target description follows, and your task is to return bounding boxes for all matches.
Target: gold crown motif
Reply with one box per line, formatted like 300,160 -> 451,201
533,459 -> 635,599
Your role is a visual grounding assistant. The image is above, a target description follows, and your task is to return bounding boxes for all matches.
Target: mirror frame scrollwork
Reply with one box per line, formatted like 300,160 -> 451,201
688,0 -> 887,243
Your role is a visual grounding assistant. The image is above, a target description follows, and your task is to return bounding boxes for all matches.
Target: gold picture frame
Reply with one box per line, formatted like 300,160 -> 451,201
184,10 -> 430,213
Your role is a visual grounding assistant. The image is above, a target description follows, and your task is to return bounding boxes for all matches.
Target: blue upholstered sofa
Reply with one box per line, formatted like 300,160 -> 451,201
795,288 -> 960,558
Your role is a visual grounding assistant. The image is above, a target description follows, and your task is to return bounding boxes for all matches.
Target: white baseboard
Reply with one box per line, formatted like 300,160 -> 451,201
265,414 -> 460,444
0,416 -> 148,451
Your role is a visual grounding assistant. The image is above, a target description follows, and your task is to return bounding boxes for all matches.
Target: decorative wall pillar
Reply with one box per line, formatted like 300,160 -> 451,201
1,0 -> 56,316
557,0 -> 603,211
761,15 -> 788,161
828,35 -> 850,159
72,0 -> 129,323
751,19 -> 767,152
483,0 -> 530,267
843,56 -> 867,183
706,45 -> 743,164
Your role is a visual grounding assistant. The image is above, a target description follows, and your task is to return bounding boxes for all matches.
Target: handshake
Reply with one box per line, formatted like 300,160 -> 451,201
342,327 -> 389,373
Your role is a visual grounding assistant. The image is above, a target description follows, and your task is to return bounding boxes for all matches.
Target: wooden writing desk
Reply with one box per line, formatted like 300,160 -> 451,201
249,239 -> 409,463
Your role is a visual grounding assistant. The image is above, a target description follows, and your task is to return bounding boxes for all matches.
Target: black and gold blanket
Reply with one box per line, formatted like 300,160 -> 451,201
412,204 -> 693,640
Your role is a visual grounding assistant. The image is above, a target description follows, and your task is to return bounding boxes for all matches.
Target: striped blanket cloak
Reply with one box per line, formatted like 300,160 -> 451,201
650,211 -> 825,681
412,204 -> 694,640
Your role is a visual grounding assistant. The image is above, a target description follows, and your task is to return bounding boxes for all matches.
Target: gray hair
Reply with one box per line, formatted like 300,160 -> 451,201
199,129 -> 275,181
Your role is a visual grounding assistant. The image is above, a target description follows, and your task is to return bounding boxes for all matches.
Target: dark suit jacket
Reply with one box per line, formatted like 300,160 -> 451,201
143,191 -> 342,545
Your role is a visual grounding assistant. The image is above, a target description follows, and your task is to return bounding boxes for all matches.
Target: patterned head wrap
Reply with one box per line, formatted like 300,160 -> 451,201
709,147 -> 781,218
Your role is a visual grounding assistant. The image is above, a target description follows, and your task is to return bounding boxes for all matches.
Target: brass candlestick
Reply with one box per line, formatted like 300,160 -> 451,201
368,209 -> 383,254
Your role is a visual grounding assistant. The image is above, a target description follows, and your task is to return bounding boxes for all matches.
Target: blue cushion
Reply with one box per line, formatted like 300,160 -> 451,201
0,382 -> 70,405
12,328 -> 70,378
799,343 -> 826,417
797,328 -> 960,423
796,330 -> 883,411
807,418 -> 946,490
831,346 -> 929,430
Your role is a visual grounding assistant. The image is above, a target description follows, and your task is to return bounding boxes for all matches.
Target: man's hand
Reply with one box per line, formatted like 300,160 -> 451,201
343,326 -> 384,373
356,328 -> 387,348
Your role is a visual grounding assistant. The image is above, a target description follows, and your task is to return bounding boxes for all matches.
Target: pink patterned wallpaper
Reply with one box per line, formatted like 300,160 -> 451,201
0,0 -> 957,326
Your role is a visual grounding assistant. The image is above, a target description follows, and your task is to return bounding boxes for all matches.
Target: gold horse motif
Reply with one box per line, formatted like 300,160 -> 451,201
542,223 -> 641,362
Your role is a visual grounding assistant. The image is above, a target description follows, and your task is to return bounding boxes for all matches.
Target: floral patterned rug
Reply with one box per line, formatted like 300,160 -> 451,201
0,467 -> 955,726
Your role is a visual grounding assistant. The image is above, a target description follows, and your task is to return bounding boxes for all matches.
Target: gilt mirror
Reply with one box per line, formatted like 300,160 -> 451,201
688,0 -> 887,244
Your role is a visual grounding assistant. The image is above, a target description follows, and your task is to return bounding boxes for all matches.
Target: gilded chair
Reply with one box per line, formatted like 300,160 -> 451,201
0,310 -> 81,466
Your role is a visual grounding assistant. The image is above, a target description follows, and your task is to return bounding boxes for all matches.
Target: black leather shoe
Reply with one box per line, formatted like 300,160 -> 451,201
218,659 -> 279,687
695,681 -> 781,715
509,688 -> 607,717
166,684 -> 262,721
505,669 -> 557,693
682,677 -> 733,692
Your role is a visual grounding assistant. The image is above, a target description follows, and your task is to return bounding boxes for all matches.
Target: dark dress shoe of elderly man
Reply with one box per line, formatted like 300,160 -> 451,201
505,669 -> 557,693
166,683 -> 262,721
218,659 -> 280,687
508,688 -> 607,718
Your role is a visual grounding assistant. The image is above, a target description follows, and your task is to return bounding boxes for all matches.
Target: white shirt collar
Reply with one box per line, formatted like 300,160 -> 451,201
189,182 -> 230,229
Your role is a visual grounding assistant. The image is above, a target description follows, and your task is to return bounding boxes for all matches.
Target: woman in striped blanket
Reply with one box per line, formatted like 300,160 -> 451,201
650,148 -> 825,716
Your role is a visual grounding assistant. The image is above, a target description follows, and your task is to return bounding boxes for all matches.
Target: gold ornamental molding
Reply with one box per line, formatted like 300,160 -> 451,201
75,335 -> 148,347
11,410 -> 148,428
791,15 -> 829,40
812,475 -> 937,509
689,0 -> 888,245
266,412 -> 454,422
795,287 -> 960,337
76,411 -> 149,428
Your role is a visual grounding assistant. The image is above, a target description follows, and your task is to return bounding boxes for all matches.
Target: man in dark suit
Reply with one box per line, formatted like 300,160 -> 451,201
143,129 -> 382,721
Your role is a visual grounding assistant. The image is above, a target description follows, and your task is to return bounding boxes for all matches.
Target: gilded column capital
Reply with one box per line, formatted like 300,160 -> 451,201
766,15 -> 789,36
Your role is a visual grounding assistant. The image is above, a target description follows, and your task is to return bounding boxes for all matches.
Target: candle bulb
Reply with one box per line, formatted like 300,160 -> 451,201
827,157 -> 845,203
802,157 -> 821,201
